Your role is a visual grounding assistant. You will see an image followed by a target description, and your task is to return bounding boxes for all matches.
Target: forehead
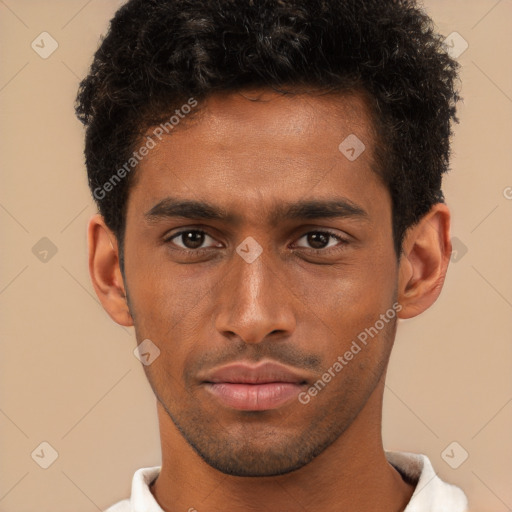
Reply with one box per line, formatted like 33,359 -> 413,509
127,88 -> 387,222
191,88 -> 374,141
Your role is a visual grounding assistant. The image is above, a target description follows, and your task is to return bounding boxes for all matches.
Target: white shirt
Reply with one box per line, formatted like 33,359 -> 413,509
104,451 -> 468,512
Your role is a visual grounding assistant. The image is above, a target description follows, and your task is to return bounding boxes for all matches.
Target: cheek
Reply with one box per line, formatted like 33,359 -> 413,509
124,249 -> 217,354
288,257 -> 398,368
295,254 -> 397,323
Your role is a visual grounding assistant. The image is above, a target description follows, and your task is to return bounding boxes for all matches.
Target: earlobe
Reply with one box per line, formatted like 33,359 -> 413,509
87,214 -> 134,327
397,203 -> 452,320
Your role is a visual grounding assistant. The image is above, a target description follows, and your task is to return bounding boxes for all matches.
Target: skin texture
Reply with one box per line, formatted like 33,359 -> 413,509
88,89 -> 452,512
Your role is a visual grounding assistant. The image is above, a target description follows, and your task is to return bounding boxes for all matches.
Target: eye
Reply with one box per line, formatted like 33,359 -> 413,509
167,229 -> 221,250
294,231 -> 348,251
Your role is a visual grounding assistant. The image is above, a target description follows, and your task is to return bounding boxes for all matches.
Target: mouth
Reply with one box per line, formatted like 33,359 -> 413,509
201,361 -> 308,411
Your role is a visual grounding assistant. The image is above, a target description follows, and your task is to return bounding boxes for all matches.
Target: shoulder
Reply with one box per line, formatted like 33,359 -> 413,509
386,451 -> 468,512
102,466 -> 162,512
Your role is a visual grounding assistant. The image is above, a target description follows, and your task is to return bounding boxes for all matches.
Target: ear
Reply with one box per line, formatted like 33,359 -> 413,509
397,203 -> 452,319
87,214 -> 133,326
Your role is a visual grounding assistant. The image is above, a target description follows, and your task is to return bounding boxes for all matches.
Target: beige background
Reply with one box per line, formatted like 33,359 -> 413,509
1,1 -> 511,511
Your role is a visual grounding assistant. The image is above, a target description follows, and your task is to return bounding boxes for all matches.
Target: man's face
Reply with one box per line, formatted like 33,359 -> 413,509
122,89 -> 399,476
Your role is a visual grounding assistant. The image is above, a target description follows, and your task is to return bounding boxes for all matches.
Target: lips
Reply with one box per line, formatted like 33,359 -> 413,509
201,361 -> 308,411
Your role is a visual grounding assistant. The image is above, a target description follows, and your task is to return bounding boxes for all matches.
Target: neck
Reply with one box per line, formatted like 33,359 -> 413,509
150,376 -> 414,512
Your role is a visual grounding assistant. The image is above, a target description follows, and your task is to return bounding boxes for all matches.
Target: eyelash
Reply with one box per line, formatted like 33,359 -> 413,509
164,229 -> 349,256
164,230 -> 220,257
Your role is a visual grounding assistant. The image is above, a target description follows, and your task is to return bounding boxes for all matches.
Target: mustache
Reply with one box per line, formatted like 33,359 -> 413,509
186,340 -> 323,377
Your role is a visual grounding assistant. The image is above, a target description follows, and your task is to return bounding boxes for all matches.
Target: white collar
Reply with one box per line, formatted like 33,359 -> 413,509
113,451 -> 467,512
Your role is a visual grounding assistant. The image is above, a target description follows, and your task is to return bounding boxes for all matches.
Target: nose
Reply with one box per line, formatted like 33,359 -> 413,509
214,248 -> 296,344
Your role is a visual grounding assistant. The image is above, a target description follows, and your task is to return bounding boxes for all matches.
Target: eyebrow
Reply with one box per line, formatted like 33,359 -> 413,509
144,196 -> 369,225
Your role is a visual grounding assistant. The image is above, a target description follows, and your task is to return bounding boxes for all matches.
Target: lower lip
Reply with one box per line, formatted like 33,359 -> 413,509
204,382 -> 302,411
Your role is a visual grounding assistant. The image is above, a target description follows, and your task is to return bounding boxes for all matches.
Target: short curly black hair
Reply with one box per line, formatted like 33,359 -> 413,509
76,0 -> 460,260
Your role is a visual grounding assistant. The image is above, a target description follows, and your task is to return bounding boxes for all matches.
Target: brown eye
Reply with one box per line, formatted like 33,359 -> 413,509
169,230 -> 217,250
306,232 -> 329,249
295,231 -> 346,250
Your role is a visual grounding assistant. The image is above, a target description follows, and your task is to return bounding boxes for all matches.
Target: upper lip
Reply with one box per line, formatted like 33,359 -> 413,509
202,361 -> 308,385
